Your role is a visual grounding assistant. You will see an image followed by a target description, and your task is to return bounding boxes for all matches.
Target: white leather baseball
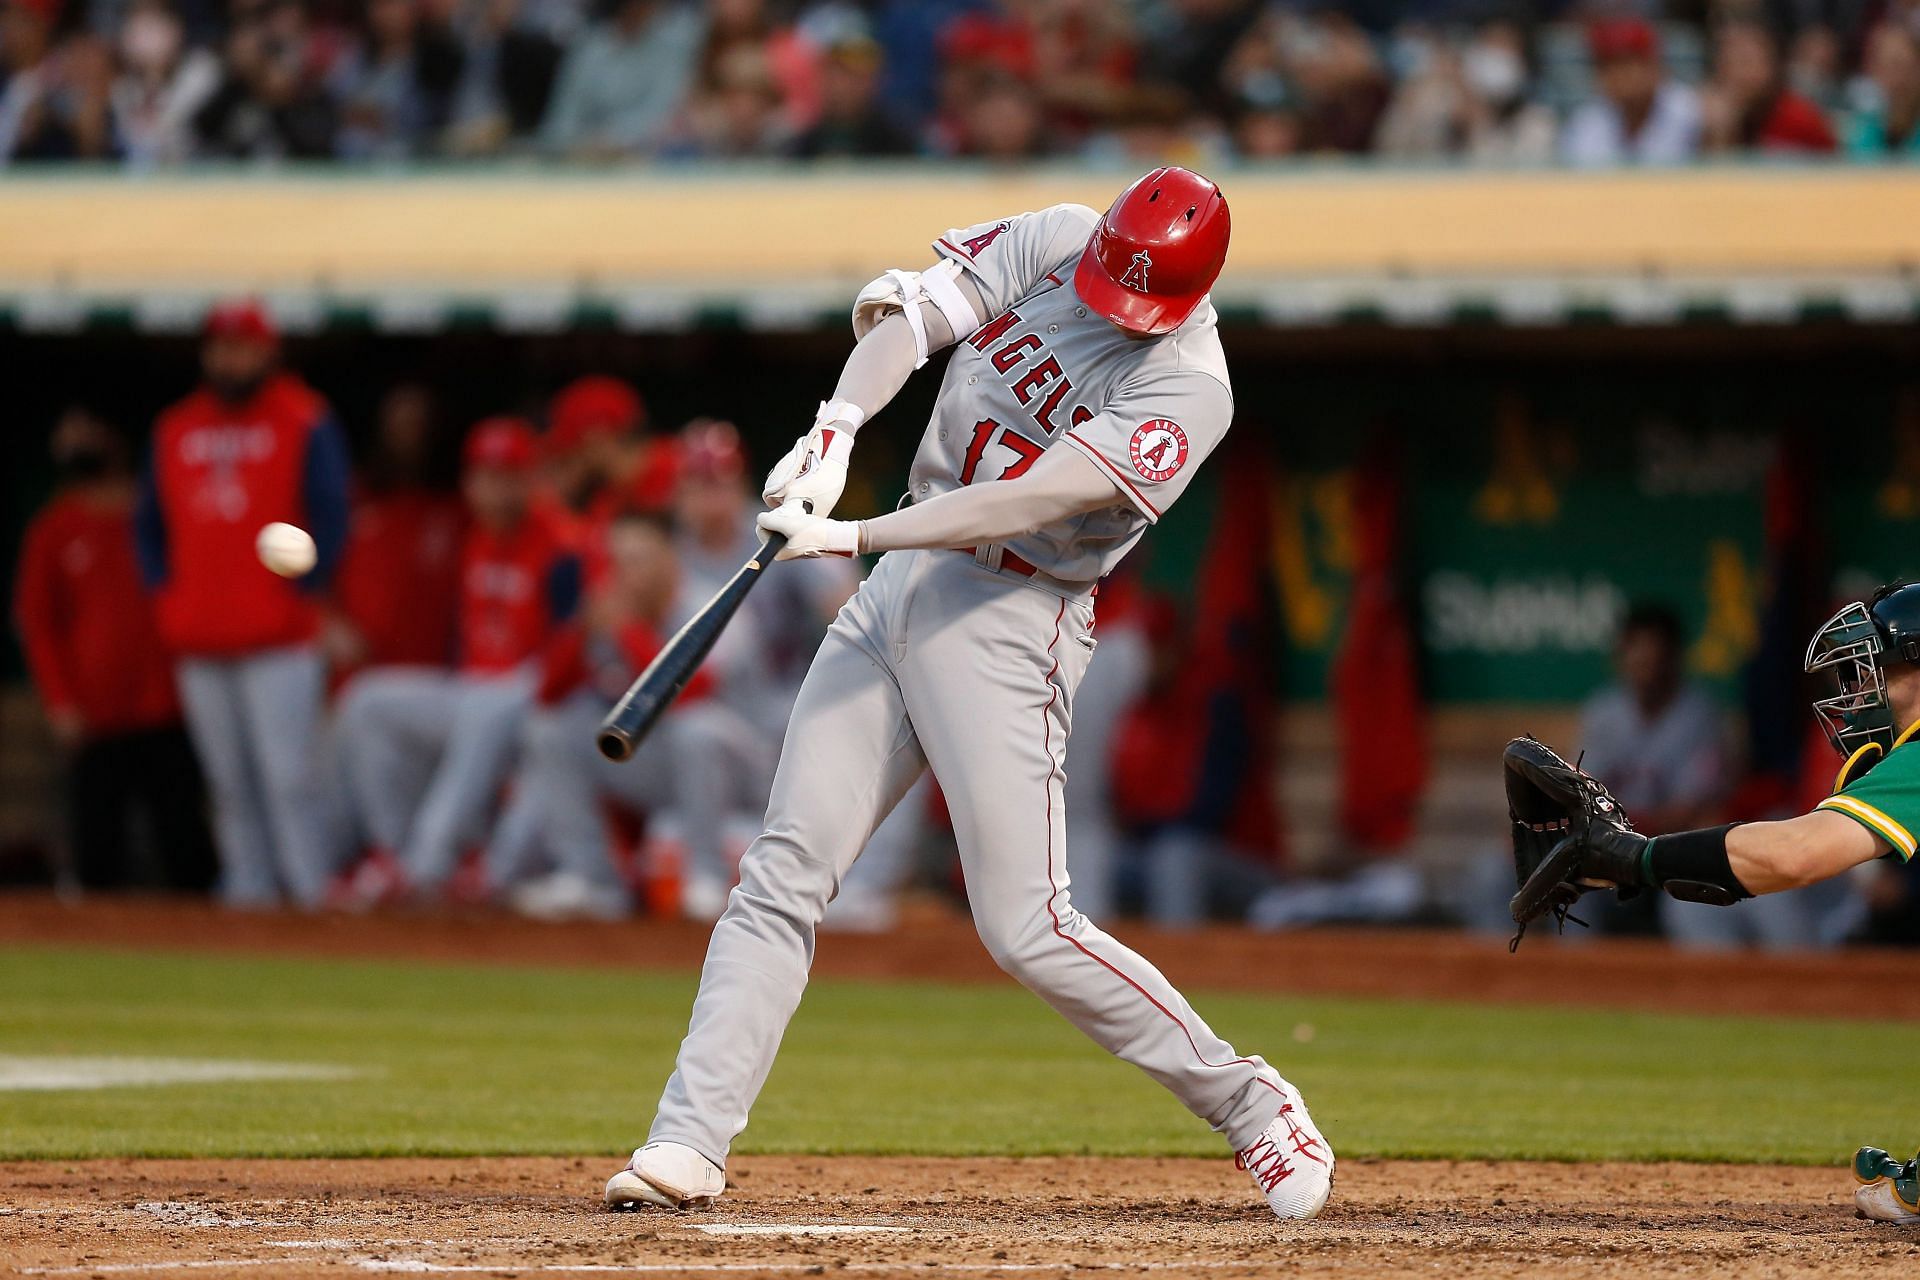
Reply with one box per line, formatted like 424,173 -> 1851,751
256,522 -> 317,578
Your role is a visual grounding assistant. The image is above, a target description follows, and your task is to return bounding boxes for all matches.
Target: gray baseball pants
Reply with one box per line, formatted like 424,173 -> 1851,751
175,645 -> 334,909
486,693 -> 773,895
338,667 -> 534,888
647,550 -> 1289,1163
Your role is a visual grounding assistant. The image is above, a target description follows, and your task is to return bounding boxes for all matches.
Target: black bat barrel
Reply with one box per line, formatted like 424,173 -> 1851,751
595,533 -> 786,761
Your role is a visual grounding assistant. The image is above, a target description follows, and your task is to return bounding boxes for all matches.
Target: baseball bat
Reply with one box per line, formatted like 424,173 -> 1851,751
595,531 -> 787,762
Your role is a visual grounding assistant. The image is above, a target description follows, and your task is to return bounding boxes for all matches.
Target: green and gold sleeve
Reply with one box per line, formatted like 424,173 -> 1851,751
1818,741 -> 1920,862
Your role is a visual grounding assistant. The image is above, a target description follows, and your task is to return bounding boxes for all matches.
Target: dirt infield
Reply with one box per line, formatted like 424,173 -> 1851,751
2,1154 -> 1913,1279
3,892 -> 1918,1022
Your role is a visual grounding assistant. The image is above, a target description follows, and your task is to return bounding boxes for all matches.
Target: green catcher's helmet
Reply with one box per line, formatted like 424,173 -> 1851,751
1805,581 -> 1920,758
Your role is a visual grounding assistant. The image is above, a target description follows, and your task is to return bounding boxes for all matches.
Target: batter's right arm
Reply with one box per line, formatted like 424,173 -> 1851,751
762,272 -> 987,517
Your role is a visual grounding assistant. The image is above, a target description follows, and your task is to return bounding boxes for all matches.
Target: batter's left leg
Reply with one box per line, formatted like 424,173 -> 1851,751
898,578 -> 1308,1159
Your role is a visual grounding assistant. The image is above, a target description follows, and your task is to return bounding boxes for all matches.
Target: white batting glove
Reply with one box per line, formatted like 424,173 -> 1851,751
757,502 -> 860,560
761,401 -> 862,517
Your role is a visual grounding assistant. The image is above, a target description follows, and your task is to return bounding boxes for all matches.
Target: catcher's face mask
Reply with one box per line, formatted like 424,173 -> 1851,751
1805,601 -> 1895,757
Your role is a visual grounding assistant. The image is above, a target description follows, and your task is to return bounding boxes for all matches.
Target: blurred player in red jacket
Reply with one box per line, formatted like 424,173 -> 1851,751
546,375 -> 677,511
541,376 -> 679,577
334,417 -> 580,906
14,408 -> 217,893
328,383 -> 465,676
134,300 -> 350,909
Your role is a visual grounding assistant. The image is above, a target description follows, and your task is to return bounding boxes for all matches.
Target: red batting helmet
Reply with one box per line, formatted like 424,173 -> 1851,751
1073,167 -> 1229,337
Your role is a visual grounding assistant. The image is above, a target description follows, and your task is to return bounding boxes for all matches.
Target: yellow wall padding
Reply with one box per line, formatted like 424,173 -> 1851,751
1,168 -> 1913,291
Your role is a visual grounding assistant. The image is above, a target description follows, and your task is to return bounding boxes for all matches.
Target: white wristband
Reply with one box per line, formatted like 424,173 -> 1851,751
814,395 -> 867,441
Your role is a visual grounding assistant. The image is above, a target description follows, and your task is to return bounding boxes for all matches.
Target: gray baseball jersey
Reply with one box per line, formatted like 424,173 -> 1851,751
641,205 -> 1305,1175
911,203 -> 1234,583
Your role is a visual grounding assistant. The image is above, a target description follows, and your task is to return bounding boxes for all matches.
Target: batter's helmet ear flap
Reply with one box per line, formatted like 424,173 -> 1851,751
1073,167 -> 1230,336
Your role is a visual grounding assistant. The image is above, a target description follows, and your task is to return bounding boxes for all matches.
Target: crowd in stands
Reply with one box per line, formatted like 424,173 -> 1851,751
2,0 -> 1917,166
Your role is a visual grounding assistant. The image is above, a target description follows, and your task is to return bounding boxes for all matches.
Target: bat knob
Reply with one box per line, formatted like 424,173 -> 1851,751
596,728 -> 636,762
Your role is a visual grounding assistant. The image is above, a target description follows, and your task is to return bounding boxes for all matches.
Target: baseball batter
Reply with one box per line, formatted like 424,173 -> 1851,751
1505,579 -> 1920,1225
604,168 -> 1335,1221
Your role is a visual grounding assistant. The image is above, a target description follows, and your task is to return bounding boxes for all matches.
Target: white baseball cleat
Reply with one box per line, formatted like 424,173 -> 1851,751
605,1142 -> 727,1211
1857,1180 -> 1920,1224
1235,1091 -> 1335,1220
680,874 -> 731,924
509,872 -> 631,922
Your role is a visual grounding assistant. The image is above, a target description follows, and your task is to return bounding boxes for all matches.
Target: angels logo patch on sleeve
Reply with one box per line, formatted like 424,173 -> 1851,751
1128,420 -> 1189,483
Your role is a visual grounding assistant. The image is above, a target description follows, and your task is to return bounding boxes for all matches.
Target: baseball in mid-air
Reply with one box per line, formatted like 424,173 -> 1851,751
256,522 -> 317,578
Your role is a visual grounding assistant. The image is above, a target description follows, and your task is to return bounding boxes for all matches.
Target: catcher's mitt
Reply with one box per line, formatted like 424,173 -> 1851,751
1503,736 -> 1637,950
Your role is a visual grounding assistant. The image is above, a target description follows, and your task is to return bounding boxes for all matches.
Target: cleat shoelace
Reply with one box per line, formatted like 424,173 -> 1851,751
1234,1136 -> 1294,1192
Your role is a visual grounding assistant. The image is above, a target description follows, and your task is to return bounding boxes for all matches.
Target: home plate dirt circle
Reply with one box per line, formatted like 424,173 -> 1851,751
5,1155 -> 1918,1279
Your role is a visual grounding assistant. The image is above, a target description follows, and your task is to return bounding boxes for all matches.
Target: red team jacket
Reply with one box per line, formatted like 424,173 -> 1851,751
140,373 -> 349,657
545,438 -> 683,590
334,487 -> 467,669
459,509 -> 579,675
14,492 -> 181,737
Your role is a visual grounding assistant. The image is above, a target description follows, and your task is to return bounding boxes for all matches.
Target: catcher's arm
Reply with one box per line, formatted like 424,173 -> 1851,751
1507,737 -> 1899,949
1528,810 -> 1878,908
1725,811 -> 1880,894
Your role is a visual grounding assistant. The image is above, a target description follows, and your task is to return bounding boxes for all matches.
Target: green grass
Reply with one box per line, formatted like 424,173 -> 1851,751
0,943 -> 1911,1165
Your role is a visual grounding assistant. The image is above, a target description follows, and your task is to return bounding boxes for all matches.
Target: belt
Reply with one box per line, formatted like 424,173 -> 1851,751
953,545 -> 1039,578
951,546 -> 1098,598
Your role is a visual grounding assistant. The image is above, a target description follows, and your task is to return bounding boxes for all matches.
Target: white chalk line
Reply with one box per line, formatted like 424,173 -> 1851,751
266,1239 -> 522,1250
13,1209 -> 1265,1275
20,1263 -> 289,1275
0,1054 -> 360,1092
133,1202 -> 268,1229
24,1259 -> 1280,1276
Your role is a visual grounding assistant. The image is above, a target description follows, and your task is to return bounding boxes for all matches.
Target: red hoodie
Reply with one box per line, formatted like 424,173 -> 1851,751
143,373 -> 347,656
15,490 -> 180,736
